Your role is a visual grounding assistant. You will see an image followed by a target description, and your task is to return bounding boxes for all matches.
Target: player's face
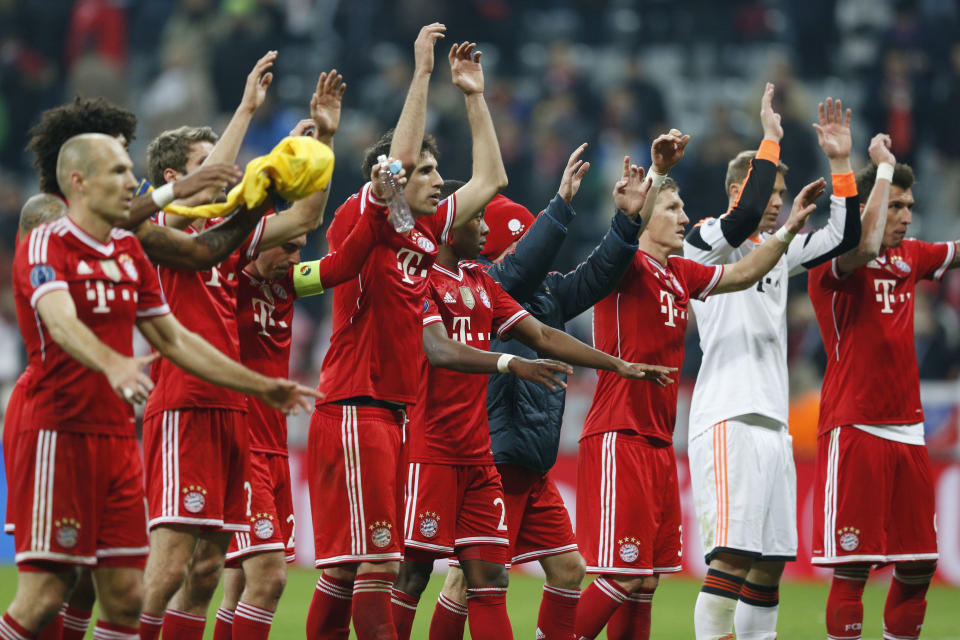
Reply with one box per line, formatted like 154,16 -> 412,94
257,236 -> 306,281
759,172 -> 787,232
404,152 -> 444,218
184,141 -> 214,174
646,188 -> 689,252
86,139 -> 138,225
449,209 -> 488,259
882,185 -> 914,249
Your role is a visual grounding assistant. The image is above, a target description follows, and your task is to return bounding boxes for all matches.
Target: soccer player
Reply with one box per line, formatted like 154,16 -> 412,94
808,134 -> 949,640
137,68 -> 344,640
390,156 -> 674,640
684,90 -> 861,640
428,142 -> 658,640
1,133 -> 317,640
303,28 -> 516,639
573,130 -> 827,640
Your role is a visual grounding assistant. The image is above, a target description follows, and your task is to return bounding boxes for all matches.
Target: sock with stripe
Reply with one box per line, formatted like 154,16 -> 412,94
882,565 -> 934,640
537,584 -> 580,639
233,602 -> 274,640
137,613 -> 163,640
734,581 -> 779,639
0,613 -> 36,640
352,572 -> 398,640
826,567 -> 868,640
93,620 -> 139,639
694,568 -> 744,640
607,588 -> 654,640
390,588 -> 419,640
212,608 -> 234,640
465,587 -> 511,640
306,573 -> 354,640
36,609 -> 62,640
428,593 -> 467,640
574,576 -> 629,639
161,609 -> 205,640
60,605 -> 93,640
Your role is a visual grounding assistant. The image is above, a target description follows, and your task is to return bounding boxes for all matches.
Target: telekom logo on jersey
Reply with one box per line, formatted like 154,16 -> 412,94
659,290 -> 687,327
396,248 -> 428,284
874,278 -> 899,314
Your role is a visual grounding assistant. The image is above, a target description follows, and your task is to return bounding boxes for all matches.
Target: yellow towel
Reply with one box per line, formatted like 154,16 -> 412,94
163,136 -> 335,219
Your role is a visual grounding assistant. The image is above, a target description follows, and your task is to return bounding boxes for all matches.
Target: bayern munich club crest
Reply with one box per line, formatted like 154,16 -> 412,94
476,287 -> 491,309
55,518 -> 81,549
414,233 -> 435,253
418,512 -> 440,539
837,526 -> 861,552
618,537 -> 640,563
369,521 -> 393,548
253,513 -> 276,540
182,485 -> 208,514
891,257 -> 912,276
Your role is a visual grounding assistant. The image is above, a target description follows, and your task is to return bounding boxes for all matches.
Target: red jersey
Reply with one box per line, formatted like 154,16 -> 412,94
317,183 -> 456,405
409,262 -> 530,464
808,239 -> 955,434
582,251 -> 723,443
12,217 -> 170,435
237,268 -> 296,455
144,213 -> 266,419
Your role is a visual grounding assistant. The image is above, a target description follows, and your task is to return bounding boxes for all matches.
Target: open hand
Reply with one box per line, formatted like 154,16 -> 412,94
760,82 -> 783,141
651,129 -> 690,175
612,155 -> 649,218
414,23 -> 446,74
558,143 -> 590,203
310,69 -> 346,141
813,97 -> 852,160
239,51 -> 277,114
615,361 -> 678,387
449,42 -> 484,95
508,357 -> 573,392
783,177 -> 827,233
259,378 -> 323,415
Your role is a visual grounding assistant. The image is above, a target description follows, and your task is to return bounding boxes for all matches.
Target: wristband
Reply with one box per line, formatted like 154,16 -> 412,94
774,226 -> 795,244
648,169 -> 668,188
151,182 -> 175,209
876,162 -> 894,183
497,353 -> 516,374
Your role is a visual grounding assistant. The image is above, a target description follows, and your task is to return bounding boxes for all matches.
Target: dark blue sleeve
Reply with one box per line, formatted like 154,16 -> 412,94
551,210 -> 642,322
487,194 -> 574,303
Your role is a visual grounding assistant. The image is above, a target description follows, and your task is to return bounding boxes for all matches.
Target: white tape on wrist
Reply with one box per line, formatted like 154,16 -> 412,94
497,353 -> 516,374
648,169 -> 668,188
775,226 -> 795,244
876,162 -> 894,183
151,182 -> 176,209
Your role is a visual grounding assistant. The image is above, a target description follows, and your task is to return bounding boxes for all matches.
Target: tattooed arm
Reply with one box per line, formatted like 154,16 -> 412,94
19,193 -> 68,238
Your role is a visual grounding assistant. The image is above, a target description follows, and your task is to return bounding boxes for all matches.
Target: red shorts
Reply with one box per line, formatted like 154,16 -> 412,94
499,464 -> 577,565
3,377 -> 28,535
226,451 -> 296,567
813,426 -> 938,565
10,429 -> 148,567
143,409 -> 249,532
403,462 -> 509,563
308,404 -> 406,567
577,432 -> 683,576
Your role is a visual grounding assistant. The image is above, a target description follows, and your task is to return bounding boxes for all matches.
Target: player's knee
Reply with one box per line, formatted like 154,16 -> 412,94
189,553 -> 226,597
68,570 -> 98,609
708,551 -> 753,577
102,587 -> 144,626
395,561 -> 432,598
246,562 -> 287,604
543,553 -> 586,590
608,573 -> 657,594
462,560 -> 509,589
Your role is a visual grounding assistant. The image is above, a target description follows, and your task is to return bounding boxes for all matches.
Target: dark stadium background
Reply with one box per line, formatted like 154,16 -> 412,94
1,0 -> 959,595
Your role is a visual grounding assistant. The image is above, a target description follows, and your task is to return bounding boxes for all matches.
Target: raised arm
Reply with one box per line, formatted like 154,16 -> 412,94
449,42 -> 509,226
120,164 -> 244,230
713,177 -> 825,294
834,134 -> 896,276
422,323 -> 571,391
642,129 -> 690,233
390,23 -> 446,170
506,316 -> 676,387
137,313 -> 318,414
36,290 -> 158,405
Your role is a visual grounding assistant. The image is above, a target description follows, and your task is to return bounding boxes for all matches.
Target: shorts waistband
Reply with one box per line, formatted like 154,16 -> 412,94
317,402 -> 406,425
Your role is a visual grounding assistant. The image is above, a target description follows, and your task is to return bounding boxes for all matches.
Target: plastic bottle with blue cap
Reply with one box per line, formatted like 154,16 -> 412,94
376,154 -> 415,233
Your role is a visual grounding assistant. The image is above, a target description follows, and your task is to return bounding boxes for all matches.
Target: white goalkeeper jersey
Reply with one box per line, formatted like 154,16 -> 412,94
685,193 -> 859,439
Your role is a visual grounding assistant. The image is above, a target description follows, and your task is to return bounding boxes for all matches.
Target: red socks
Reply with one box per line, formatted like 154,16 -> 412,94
0,613 -> 35,640
465,587 -> 512,640
538,585 -> 580,639
233,602 -> 274,640
390,588 -> 419,640
161,609 -> 205,640
606,589 -> 654,640
826,568 -> 868,640
574,577 -> 629,639
37,610 -> 61,640
213,608 -> 235,640
60,606 -> 92,640
306,573 -> 353,639
883,565 -> 935,640
137,613 -> 163,640
93,621 -> 138,639
428,593 -> 467,640
352,572 -> 398,640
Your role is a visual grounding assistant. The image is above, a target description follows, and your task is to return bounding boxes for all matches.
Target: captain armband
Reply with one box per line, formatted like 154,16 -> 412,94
292,260 -> 324,297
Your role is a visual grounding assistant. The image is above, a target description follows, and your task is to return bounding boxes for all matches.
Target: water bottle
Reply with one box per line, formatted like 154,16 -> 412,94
376,154 -> 415,233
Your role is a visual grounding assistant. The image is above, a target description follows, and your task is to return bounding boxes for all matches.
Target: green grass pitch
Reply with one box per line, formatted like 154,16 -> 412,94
1,565 -> 958,638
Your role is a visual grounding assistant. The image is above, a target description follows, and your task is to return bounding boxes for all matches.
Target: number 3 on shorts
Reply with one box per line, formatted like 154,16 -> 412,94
493,497 -> 507,531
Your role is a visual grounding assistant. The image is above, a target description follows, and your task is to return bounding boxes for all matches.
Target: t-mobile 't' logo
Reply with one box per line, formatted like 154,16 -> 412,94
874,278 -> 897,314
396,248 -> 427,284
451,316 -> 472,343
659,290 -> 680,327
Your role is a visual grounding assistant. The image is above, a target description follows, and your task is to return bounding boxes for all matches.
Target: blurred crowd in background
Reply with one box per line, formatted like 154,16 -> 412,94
1,0 -> 959,456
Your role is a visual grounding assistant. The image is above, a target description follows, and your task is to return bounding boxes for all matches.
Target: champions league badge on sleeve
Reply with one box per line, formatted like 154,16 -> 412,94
369,521 -> 393,548
29,264 -> 56,288
618,537 -> 641,563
